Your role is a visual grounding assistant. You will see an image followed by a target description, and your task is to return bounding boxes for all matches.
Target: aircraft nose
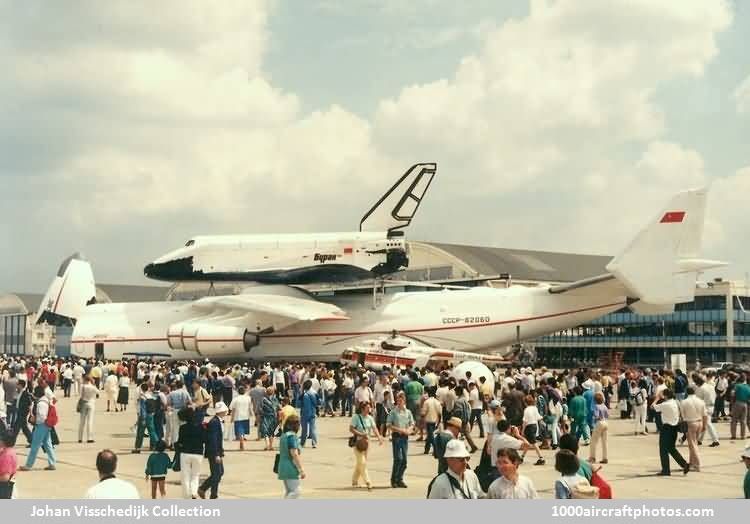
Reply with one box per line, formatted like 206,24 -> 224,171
143,262 -> 158,278
143,257 -> 194,281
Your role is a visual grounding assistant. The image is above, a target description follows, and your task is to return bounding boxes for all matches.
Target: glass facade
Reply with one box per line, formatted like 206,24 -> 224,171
0,314 -> 28,355
533,286 -> 750,368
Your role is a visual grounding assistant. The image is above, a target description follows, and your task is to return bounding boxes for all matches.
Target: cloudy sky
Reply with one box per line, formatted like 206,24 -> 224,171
1,0 -> 749,293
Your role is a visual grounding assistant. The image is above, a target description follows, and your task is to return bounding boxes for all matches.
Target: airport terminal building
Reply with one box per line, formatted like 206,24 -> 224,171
2,241 -> 748,368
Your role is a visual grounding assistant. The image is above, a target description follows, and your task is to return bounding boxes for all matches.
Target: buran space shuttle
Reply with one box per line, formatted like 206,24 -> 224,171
143,163 -> 437,285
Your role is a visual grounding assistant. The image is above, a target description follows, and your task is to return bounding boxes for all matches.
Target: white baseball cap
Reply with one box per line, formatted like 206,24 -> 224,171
213,402 -> 229,415
742,446 -> 750,459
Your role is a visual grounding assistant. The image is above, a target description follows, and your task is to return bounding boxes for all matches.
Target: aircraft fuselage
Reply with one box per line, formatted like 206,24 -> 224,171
70,286 -> 625,362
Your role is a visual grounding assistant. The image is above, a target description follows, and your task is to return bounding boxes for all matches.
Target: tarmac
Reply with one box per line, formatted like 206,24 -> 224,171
11,392 -> 749,499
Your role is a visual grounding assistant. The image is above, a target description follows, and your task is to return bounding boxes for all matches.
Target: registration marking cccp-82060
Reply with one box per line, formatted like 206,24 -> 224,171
441,316 -> 491,325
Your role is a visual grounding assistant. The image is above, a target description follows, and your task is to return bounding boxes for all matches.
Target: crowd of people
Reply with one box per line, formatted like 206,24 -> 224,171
0,354 -> 749,499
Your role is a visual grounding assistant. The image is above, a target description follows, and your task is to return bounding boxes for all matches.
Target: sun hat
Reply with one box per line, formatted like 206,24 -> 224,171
443,439 -> 471,459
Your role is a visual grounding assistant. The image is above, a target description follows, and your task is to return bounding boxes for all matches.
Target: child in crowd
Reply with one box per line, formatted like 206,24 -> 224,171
145,440 -> 171,499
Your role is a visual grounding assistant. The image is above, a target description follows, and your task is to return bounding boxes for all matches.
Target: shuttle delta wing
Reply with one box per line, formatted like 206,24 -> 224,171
360,162 -> 437,233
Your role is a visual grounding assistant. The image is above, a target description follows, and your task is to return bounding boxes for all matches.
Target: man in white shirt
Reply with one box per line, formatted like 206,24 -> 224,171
354,378 -> 374,405
421,387 -> 443,455
694,375 -> 719,447
72,363 -> 85,396
427,440 -> 484,499
489,419 -> 527,466
654,389 -> 690,476
85,450 -> 139,499
468,382 -> 484,437
679,387 -> 707,472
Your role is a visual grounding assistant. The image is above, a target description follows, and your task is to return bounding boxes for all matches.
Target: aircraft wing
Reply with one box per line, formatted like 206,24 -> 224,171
547,273 -> 675,314
191,293 -> 349,332
547,274 -> 622,296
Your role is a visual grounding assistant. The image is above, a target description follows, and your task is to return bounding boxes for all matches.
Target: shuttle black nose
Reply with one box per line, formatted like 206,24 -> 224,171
143,257 -> 195,281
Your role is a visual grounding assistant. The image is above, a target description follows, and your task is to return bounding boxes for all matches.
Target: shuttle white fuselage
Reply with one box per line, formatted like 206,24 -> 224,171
144,231 -> 409,284
144,163 -> 437,284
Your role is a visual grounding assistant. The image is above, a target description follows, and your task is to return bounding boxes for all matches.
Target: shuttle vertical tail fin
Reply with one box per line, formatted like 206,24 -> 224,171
36,253 -> 97,326
359,163 -> 436,234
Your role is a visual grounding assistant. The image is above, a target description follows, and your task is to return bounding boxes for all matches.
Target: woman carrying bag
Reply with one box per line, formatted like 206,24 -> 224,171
276,414 -> 305,499
349,401 -> 384,490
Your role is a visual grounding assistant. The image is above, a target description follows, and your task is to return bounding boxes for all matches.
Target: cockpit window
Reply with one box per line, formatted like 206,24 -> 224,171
185,240 -> 195,247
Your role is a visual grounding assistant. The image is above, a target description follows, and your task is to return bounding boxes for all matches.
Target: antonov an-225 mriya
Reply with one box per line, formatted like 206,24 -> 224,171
37,188 -> 725,362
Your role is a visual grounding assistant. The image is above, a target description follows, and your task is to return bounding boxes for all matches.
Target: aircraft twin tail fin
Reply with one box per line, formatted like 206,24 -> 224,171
360,163 -> 437,234
605,188 -> 727,305
36,253 -> 97,326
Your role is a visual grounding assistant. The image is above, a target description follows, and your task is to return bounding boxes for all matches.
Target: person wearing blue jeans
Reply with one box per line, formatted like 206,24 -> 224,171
300,380 -> 319,448
386,392 -> 415,488
19,388 -> 56,471
133,383 -> 159,453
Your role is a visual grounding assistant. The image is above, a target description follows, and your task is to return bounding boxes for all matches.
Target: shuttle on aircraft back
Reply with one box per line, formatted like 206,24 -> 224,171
143,163 -> 437,285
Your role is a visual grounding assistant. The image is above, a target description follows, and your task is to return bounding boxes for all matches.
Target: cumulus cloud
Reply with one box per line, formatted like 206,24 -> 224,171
0,0 -> 742,291
373,0 -> 733,253
735,75 -> 750,114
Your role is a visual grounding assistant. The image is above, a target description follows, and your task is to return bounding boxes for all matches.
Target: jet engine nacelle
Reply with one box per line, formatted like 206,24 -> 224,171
167,323 -> 258,356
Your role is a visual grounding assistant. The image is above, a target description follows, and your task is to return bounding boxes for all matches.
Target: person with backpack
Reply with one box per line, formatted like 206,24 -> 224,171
18,385 -> 56,471
631,378 -> 648,435
277,414 -> 305,498
554,449 -> 597,499
426,439 -> 484,499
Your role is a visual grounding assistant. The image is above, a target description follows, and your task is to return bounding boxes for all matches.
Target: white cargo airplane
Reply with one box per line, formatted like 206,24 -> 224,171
143,163 -> 437,284
38,188 -> 725,362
